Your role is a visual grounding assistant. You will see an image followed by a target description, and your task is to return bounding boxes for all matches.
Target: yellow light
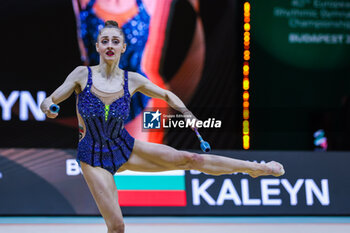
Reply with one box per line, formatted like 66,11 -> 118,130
243,143 -> 250,150
243,125 -> 249,134
243,91 -> 249,100
243,109 -> 249,119
244,23 -> 251,31
244,2 -> 251,11
243,65 -> 249,75
243,78 -> 250,90
243,1 -> 251,150
243,120 -> 249,127
243,135 -> 250,149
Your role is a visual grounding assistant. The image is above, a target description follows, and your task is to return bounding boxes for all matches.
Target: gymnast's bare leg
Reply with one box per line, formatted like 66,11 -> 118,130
119,140 -> 285,178
79,139 -> 284,233
80,162 -> 125,233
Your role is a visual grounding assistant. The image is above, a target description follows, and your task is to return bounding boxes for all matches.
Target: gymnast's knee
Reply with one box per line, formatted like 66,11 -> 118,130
181,152 -> 204,170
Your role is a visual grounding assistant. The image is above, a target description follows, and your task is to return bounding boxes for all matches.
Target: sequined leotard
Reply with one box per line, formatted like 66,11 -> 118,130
80,0 -> 151,122
76,67 -> 135,174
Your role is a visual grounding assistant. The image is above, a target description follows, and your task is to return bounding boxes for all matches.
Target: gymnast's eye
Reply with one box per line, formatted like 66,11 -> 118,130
101,39 -> 108,44
113,39 -> 120,44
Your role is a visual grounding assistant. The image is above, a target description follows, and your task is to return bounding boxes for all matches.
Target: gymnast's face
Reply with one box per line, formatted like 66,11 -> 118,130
96,28 -> 126,62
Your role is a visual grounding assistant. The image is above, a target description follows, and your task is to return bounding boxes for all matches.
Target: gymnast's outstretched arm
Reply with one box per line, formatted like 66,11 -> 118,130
129,71 -> 196,119
40,66 -> 87,118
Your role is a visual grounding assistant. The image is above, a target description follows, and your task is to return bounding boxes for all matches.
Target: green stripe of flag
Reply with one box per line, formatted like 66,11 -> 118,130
114,176 -> 185,190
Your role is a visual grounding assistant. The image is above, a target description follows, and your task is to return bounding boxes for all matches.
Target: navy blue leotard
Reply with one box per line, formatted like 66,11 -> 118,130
76,67 -> 135,174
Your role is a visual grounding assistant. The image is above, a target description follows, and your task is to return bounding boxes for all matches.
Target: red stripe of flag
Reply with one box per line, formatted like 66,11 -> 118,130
118,190 -> 187,206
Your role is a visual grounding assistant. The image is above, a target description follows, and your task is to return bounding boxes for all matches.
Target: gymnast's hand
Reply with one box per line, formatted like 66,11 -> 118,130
40,66 -> 87,120
43,107 -> 59,119
40,99 -> 59,119
45,111 -> 58,119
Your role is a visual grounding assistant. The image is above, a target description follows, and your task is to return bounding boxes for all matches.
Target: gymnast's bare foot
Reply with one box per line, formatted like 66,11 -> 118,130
248,161 -> 285,178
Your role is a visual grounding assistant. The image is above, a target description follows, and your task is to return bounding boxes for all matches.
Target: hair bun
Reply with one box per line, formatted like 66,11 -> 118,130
97,20 -> 125,42
105,20 -> 119,28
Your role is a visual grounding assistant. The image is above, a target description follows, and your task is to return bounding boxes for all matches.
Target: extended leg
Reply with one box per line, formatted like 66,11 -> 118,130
119,140 -> 284,177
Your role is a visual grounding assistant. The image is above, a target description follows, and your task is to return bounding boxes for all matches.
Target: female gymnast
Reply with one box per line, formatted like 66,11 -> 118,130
40,21 -> 284,233
72,0 -> 205,143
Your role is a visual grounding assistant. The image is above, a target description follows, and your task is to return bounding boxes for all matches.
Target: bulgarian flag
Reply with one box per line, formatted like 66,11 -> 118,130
114,170 -> 187,206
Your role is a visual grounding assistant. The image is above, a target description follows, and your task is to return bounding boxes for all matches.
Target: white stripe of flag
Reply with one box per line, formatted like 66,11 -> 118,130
115,170 -> 185,176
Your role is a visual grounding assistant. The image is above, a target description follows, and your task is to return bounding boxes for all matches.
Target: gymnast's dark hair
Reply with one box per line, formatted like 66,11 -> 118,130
105,20 -> 119,28
97,20 -> 125,42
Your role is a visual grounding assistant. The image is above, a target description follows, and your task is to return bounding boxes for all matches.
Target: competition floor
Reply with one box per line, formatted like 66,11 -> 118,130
1,216 -> 350,233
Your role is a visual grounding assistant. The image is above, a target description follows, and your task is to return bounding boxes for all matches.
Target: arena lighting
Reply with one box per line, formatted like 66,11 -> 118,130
243,78 -> 250,90
243,101 -> 249,108
243,109 -> 249,119
243,1 -> 251,149
243,91 -> 249,100
244,50 -> 250,60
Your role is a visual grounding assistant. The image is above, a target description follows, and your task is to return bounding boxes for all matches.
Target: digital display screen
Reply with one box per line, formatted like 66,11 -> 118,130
250,0 -> 350,150
0,0 -> 242,150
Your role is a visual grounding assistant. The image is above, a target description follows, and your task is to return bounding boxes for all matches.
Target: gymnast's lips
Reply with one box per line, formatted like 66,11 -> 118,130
106,51 -> 115,56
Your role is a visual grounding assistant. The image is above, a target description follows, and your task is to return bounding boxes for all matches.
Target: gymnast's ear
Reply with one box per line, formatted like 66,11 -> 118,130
95,42 -> 100,53
122,43 -> 127,53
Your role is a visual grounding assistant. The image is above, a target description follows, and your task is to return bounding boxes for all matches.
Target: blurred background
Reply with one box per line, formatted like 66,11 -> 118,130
0,0 -> 242,149
0,0 -> 350,219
